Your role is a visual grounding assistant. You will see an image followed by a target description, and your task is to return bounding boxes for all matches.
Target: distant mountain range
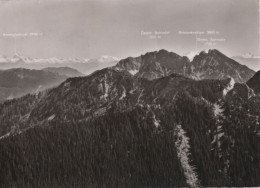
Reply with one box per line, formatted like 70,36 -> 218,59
0,54 -> 119,75
0,49 -> 259,187
42,67 -> 84,77
0,67 -> 83,102
1,51 -> 257,79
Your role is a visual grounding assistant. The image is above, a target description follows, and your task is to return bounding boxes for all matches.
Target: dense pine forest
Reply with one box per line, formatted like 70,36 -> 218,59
0,95 -> 259,187
0,109 -> 188,188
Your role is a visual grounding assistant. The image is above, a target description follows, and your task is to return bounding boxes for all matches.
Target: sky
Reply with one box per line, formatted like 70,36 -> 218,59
0,0 -> 259,59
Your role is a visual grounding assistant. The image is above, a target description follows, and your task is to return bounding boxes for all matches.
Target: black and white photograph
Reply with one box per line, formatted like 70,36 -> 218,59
0,0 -> 259,187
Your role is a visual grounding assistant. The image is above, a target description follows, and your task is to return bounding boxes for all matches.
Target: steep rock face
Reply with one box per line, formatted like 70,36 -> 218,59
114,49 -> 255,83
247,71 -> 260,94
115,49 -> 189,80
114,57 -> 141,75
189,50 -> 255,82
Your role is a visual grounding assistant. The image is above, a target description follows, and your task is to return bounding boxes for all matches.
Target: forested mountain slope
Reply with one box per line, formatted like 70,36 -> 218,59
0,55 -> 259,187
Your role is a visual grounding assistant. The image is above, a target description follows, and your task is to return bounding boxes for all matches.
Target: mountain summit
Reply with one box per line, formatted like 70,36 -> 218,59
114,49 -> 255,82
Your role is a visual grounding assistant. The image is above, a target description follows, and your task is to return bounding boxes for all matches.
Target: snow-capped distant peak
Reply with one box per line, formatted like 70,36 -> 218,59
0,53 -> 23,63
241,53 -> 260,59
0,54 -> 91,64
98,56 -> 119,63
242,53 -> 254,58
83,58 -> 90,62
0,54 -> 120,64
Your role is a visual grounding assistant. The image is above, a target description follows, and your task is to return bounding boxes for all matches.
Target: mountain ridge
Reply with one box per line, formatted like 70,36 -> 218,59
0,68 -> 70,101
0,54 -> 119,75
114,49 -> 255,82
0,49 -> 259,187
42,67 -> 84,77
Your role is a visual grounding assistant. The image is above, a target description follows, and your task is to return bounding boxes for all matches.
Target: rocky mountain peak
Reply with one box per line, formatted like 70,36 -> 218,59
114,49 -> 255,82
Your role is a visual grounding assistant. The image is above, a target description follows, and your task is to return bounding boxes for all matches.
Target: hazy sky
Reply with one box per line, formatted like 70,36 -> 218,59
0,0 -> 258,58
